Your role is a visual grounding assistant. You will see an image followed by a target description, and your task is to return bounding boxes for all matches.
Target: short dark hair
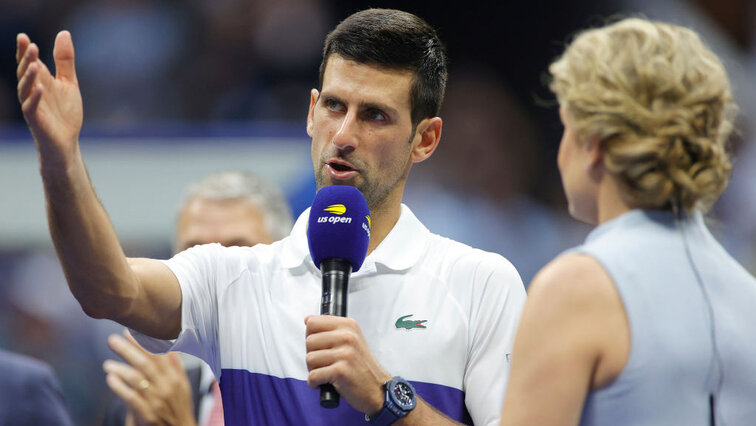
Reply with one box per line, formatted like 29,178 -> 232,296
318,9 -> 448,126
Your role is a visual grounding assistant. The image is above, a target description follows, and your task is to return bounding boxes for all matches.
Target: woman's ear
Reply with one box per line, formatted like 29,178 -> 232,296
585,136 -> 605,178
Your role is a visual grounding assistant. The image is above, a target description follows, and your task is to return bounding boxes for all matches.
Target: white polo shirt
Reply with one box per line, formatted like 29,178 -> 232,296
134,204 -> 525,425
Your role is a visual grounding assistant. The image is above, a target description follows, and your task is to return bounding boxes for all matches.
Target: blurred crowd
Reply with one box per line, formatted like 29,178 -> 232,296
0,0 -> 754,424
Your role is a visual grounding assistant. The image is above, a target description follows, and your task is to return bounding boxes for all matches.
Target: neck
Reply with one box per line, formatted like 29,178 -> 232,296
596,176 -> 633,224
365,163 -> 414,255
366,194 -> 403,256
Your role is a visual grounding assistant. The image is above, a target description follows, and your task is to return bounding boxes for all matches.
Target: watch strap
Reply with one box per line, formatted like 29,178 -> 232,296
369,403 -> 402,425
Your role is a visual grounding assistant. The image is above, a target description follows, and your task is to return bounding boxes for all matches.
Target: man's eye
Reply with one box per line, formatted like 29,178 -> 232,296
324,99 -> 343,111
364,109 -> 386,121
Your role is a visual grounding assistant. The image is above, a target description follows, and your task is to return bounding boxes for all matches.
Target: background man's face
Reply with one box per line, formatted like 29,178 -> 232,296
175,198 -> 274,252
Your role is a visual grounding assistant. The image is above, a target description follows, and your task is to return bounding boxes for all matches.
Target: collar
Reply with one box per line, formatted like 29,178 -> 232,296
585,208 -> 703,244
199,362 -> 216,394
281,204 -> 429,274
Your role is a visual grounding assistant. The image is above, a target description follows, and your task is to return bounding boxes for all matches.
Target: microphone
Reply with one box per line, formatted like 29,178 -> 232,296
307,185 -> 371,408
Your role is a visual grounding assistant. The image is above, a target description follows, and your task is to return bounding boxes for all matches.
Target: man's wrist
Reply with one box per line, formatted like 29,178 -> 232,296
367,376 -> 391,419
39,147 -> 87,194
371,372 -> 393,412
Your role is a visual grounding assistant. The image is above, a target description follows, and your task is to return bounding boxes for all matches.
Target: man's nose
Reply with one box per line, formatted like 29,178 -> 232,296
332,111 -> 359,151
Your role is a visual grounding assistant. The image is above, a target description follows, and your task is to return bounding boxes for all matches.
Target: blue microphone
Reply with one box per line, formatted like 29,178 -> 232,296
307,185 -> 371,408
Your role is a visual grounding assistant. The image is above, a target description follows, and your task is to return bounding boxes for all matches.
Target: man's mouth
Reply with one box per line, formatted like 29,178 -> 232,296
329,161 -> 354,172
326,160 -> 358,180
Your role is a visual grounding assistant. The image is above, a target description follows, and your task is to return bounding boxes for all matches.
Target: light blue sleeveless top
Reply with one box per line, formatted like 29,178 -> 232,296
574,209 -> 756,426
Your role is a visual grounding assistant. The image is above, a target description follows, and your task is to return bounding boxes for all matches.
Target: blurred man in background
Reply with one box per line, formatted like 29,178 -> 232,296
102,170 -> 293,425
0,348 -> 74,425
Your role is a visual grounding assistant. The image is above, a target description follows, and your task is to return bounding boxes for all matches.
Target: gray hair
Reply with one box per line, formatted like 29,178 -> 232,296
179,171 -> 294,241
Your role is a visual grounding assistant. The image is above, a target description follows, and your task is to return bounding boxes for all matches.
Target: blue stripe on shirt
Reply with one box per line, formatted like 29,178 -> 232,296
220,369 -> 472,425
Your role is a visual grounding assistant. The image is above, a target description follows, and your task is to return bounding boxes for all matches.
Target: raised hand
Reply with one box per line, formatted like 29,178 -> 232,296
103,331 -> 197,426
16,31 -> 83,166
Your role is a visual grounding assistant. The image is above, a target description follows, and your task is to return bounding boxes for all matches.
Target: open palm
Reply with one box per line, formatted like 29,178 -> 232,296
16,31 -> 83,162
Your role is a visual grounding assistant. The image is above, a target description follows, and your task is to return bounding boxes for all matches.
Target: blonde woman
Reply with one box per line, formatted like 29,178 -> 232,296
502,18 -> 756,425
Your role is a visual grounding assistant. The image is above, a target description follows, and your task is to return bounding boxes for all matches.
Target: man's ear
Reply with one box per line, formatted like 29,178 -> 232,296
410,117 -> 442,164
306,89 -> 319,137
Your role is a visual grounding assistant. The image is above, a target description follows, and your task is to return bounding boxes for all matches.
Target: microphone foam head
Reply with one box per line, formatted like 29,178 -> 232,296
307,185 -> 371,272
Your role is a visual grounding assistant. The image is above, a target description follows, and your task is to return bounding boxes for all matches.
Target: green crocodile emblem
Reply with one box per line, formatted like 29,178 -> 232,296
395,314 -> 427,330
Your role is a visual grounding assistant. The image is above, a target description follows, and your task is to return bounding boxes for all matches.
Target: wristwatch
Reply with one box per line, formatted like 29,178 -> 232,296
366,376 -> 417,425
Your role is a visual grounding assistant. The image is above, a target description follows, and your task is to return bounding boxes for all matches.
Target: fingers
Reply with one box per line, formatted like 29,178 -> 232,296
305,356 -> 361,391
17,62 -> 39,103
104,351 -> 193,424
305,328 -> 331,352
123,329 -> 151,356
123,330 -> 185,373
306,327 -> 361,353
305,316 -> 363,373
20,83 -> 43,118
306,347 -> 341,375
305,333 -> 363,386
105,372 -> 158,424
103,359 -> 149,392
108,334 -> 162,382
307,363 -> 339,389
53,30 -> 77,84
305,315 -> 359,336
15,35 -> 52,118
16,41 -> 38,81
305,319 -> 362,389
16,33 -> 30,64
16,42 -> 45,116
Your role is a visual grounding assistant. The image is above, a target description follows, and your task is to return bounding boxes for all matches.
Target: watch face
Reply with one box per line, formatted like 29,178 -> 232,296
391,382 -> 415,409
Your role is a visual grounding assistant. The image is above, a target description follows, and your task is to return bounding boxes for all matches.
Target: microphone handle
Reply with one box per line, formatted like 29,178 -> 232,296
319,258 -> 352,409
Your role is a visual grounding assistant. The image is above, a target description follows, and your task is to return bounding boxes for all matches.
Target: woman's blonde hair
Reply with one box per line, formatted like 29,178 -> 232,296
549,18 -> 737,212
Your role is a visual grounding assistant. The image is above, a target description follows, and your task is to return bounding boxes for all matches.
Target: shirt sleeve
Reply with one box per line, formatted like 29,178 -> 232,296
131,243 -> 237,378
462,252 -> 527,426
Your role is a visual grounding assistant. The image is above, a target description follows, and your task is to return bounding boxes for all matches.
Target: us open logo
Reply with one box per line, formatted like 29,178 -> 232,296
317,204 -> 352,224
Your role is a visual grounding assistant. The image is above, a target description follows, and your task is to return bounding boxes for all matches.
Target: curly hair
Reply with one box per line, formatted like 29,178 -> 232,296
549,18 -> 737,212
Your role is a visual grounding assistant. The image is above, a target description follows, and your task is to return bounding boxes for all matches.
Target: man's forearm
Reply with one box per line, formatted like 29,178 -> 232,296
41,150 -> 137,320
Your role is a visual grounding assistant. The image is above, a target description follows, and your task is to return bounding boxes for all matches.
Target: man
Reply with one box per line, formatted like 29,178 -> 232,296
0,349 -> 74,425
102,171 -> 293,425
16,8 -> 526,425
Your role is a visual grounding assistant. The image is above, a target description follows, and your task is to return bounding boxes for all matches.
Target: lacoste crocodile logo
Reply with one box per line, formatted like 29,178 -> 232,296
395,314 -> 427,330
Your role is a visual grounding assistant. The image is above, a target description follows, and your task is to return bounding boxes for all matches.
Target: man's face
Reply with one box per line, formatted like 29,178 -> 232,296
175,198 -> 274,252
307,55 -> 418,211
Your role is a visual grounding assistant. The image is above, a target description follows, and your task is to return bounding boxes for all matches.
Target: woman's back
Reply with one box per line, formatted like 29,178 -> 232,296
577,209 -> 756,426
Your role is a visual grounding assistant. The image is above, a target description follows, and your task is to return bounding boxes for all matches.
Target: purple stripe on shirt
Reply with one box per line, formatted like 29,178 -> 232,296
219,369 -> 472,425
